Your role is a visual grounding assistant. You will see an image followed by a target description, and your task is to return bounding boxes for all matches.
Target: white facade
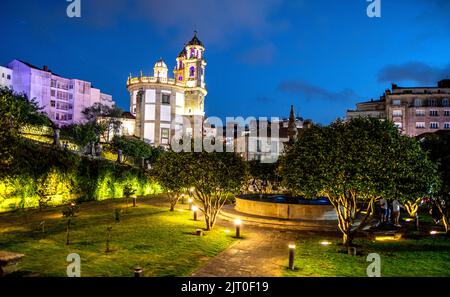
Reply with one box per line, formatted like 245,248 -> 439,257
0,66 -> 13,89
127,32 -> 207,147
7,60 -> 115,127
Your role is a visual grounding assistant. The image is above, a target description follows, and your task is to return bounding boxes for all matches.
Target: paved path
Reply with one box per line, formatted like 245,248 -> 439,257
191,222 -> 299,277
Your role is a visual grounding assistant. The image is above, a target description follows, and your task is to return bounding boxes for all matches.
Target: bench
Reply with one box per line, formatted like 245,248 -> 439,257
0,251 -> 25,277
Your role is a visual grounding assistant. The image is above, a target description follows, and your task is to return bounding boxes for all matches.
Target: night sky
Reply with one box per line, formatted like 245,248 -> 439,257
1,0 -> 449,124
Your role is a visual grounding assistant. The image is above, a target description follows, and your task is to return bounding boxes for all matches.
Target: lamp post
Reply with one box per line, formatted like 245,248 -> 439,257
288,244 -> 296,270
188,198 -> 193,210
134,266 -> 143,277
192,206 -> 198,221
234,219 -> 242,238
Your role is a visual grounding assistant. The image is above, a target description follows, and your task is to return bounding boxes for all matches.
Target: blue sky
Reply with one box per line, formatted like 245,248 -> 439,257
1,0 -> 449,124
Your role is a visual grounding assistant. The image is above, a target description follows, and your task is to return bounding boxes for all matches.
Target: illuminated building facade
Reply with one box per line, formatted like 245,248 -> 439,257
126,32 -> 207,147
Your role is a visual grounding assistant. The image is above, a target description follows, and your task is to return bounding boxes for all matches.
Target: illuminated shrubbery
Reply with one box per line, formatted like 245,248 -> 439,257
0,138 -> 161,212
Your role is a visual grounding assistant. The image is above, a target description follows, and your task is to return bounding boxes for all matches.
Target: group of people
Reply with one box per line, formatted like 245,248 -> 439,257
379,198 -> 405,227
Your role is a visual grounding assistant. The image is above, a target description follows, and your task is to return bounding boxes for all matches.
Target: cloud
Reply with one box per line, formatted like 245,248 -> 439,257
81,0 -> 286,47
377,62 -> 450,85
277,80 -> 358,102
239,43 -> 275,65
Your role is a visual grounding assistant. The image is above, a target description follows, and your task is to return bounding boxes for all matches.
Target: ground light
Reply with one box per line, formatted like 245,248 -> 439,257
430,230 -> 438,235
192,206 -> 198,221
320,241 -> 331,246
288,244 -> 296,270
134,266 -> 143,277
234,219 -> 242,238
405,218 -> 414,222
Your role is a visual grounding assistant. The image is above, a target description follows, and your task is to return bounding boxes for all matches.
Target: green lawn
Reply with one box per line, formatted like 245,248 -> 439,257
284,235 -> 450,277
0,198 -> 235,276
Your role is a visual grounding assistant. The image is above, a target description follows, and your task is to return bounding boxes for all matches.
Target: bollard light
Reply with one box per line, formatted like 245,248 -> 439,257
288,244 -> 296,270
430,230 -> 438,235
132,195 -> 137,207
320,241 -> 331,246
188,198 -> 193,210
192,206 -> 198,221
134,266 -> 143,277
234,219 -> 242,238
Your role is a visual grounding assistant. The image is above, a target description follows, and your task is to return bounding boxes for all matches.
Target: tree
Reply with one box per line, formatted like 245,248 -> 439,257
153,151 -> 191,211
0,88 -> 51,163
280,118 -> 438,246
82,103 -> 124,142
62,203 -> 80,245
421,132 -> 450,233
61,122 -> 106,155
111,135 -> 163,166
123,184 -> 136,208
248,160 -> 279,193
186,152 -> 248,230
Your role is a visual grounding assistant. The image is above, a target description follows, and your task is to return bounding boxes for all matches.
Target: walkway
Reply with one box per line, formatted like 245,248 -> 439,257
191,223 -> 299,277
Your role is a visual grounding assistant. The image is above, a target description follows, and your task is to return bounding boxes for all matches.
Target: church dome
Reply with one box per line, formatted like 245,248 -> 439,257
154,58 -> 167,68
187,31 -> 203,47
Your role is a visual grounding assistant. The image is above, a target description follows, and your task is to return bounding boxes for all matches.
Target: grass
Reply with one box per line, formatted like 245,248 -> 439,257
284,234 -> 450,277
0,197 -> 235,276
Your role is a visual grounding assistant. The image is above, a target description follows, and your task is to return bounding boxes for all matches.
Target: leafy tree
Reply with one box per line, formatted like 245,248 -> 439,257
82,103 -> 124,142
61,122 -> 107,155
280,118 -> 438,245
153,151 -> 191,211
248,160 -> 279,193
186,152 -> 248,230
421,132 -> 450,233
111,135 -> 163,165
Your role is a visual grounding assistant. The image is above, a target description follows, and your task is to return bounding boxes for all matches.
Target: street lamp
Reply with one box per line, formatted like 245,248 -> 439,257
192,206 -> 198,221
288,244 -> 296,270
234,219 -> 242,238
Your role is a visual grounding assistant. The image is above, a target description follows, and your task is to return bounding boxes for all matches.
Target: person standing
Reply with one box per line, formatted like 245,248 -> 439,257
392,199 -> 405,227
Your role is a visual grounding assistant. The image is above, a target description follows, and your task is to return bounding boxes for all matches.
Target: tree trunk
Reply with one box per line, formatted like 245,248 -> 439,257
53,128 -> 60,147
66,219 -> 71,245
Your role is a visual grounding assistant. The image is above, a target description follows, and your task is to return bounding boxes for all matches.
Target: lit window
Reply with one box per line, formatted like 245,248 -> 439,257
392,110 -> 402,117
430,122 -> 439,129
178,75 -> 183,81
189,66 -> 195,77
416,110 -> 425,116
416,122 -> 425,129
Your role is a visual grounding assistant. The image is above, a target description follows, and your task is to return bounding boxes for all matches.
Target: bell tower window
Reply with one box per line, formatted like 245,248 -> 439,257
189,66 -> 195,77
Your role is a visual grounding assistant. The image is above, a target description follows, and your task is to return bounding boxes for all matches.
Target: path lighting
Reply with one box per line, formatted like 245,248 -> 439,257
405,218 -> 414,222
189,187 -> 194,197
430,230 -> 438,235
320,241 -> 331,246
134,266 -> 143,277
188,198 -> 193,210
288,244 -> 296,270
234,219 -> 242,238
192,206 -> 198,221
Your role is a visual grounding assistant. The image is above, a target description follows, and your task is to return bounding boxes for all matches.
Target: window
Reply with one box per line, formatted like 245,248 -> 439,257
68,114 -> 73,121
429,99 -> 437,106
416,110 -> 425,116
430,110 -> 439,117
161,128 -> 170,144
394,122 -> 402,129
414,98 -> 422,107
50,100 -> 55,107
416,122 -> 425,129
443,98 -> 449,106
392,110 -> 402,117
51,79 -> 56,88
444,122 -> 450,129
430,122 -> 439,129
392,99 -> 401,105
445,110 -> 450,117
162,94 -> 170,104
51,90 -> 56,97
189,66 -> 195,77
6,74 -> 11,80
178,75 -> 183,81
